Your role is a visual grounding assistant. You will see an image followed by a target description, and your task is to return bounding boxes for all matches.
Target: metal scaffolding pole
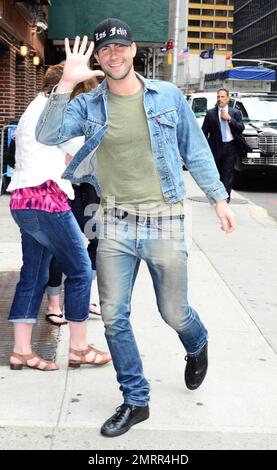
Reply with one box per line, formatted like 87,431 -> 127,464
152,48 -> 156,79
172,0 -> 180,84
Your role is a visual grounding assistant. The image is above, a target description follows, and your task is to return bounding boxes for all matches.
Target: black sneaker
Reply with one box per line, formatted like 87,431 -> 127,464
185,343 -> 208,390
101,403 -> 149,437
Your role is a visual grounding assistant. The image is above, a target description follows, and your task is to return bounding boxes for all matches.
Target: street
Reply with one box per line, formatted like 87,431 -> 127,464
238,175 -> 277,220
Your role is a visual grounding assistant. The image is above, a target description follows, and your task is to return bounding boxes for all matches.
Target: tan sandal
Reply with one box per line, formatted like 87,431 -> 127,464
10,352 -> 59,371
68,345 -> 112,368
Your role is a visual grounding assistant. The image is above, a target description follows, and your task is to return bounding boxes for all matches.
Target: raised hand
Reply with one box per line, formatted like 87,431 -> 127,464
57,36 -> 105,93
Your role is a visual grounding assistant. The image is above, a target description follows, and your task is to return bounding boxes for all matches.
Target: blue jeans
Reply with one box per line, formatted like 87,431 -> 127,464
45,183 -> 99,294
9,209 -> 92,323
96,214 -> 208,406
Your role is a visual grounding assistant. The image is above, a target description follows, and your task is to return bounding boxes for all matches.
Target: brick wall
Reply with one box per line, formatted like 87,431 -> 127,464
15,56 -> 29,119
0,31 -> 46,125
28,58 -> 37,104
36,65 -> 44,94
0,43 -> 16,126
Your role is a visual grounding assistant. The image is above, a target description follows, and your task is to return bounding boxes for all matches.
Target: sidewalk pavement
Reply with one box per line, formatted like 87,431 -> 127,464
0,174 -> 277,450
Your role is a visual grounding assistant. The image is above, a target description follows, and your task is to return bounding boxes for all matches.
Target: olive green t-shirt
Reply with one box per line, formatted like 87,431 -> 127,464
97,87 -> 183,216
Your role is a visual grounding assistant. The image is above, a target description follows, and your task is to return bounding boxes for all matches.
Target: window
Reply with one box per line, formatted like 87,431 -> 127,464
215,10 -> 227,16
188,42 -> 200,49
202,32 -> 214,38
234,101 -> 248,119
202,43 -> 214,49
202,21 -> 214,27
202,10 -> 215,16
214,32 -> 227,39
192,98 -> 208,116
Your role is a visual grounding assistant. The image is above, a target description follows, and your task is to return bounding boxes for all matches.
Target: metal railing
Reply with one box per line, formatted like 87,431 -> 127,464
0,124 -> 16,195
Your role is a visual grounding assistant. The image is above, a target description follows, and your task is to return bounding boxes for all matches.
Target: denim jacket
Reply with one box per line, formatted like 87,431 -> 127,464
36,74 -> 228,203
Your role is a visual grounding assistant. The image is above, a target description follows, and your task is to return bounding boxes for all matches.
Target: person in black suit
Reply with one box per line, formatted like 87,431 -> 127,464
202,88 -> 245,202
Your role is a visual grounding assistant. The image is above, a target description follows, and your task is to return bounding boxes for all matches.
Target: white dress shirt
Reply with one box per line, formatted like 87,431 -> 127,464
218,106 -> 234,143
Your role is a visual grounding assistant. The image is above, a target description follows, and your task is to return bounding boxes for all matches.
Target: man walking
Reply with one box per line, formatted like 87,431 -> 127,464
202,88 -> 245,202
36,18 -> 236,437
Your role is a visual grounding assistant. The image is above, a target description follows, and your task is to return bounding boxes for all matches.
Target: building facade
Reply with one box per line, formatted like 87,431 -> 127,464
187,0 -> 233,53
232,0 -> 277,62
169,0 -> 234,89
0,0 -> 49,127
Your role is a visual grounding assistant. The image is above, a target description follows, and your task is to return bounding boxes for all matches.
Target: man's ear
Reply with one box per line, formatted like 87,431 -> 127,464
131,42 -> 137,58
94,53 -> 100,64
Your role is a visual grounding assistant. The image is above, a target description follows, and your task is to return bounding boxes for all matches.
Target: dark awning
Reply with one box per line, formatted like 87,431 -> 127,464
48,0 -> 169,45
24,0 -> 52,5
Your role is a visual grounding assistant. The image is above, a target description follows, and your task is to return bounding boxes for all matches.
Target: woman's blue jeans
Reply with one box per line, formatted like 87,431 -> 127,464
9,209 -> 92,323
96,213 -> 208,407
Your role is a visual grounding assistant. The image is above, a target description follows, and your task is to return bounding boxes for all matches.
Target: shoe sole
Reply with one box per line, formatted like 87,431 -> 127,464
10,363 -> 59,371
68,360 -> 111,368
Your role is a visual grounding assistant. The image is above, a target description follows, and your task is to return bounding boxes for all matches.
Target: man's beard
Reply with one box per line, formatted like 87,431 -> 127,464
102,63 -> 132,81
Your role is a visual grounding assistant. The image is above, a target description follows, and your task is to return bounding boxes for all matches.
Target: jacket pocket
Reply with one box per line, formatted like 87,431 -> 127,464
155,109 -> 178,144
83,119 -> 105,138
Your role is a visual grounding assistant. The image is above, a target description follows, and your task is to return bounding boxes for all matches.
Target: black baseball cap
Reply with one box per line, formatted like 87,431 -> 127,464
93,18 -> 133,52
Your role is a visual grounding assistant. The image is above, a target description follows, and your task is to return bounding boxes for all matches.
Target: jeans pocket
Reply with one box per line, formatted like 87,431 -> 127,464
11,210 -> 39,231
55,210 -> 71,219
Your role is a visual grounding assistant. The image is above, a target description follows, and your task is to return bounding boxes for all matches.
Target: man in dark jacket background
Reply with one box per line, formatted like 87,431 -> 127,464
202,88 -> 245,202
